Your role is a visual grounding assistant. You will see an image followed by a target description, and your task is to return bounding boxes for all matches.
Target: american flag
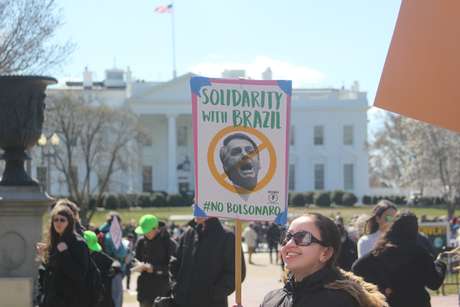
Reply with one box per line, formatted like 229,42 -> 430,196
155,4 -> 173,14
109,216 -> 122,250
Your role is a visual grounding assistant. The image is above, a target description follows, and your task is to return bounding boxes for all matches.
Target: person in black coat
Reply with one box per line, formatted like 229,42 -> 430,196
261,213 -> 388,307
336,220 -> 358,271
37,203 -> 91,307
266,223 -> 281,264
170,217 -> 246,307
133,215 -> 176,307
84,230 -> 115,307
352,212 -> 446,307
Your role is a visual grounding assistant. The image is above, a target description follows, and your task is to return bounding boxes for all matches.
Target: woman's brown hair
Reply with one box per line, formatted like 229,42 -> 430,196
364,200 -> 397,235
42,203 -> 76,263
305,213 -> 341,268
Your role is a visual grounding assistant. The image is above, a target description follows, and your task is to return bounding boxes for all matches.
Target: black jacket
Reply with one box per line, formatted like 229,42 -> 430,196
337,235 -> 358,271
170,218 -> 246,307
39,233 -> 90,307
91,251 -> 115,307
260,267 -> 360,307
352,244 -> 446,307
135,229 -> 176,302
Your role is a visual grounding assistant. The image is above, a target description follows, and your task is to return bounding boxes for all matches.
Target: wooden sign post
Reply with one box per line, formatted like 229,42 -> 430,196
234,220 -> 243,307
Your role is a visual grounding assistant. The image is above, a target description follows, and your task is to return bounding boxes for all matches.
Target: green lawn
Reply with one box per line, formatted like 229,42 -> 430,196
83,205 -> 450,227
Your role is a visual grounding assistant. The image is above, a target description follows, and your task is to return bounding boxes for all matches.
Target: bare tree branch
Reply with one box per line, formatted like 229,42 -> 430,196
0,0 -> 74,74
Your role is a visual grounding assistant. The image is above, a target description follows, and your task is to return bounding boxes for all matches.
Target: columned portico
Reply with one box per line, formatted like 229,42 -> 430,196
167,113 -> 178,193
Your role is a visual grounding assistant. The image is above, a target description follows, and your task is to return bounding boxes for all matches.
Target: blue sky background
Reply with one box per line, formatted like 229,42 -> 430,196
54,0 -> 402,131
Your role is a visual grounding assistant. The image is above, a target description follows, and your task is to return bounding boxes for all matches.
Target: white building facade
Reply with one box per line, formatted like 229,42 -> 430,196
34,69 -> 370,198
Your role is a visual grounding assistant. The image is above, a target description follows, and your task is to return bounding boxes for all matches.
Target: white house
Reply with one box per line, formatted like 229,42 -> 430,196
34,68 -> 370,198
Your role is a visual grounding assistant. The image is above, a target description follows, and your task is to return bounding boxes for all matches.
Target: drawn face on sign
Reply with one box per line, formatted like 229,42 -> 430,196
219,133 -> 260,191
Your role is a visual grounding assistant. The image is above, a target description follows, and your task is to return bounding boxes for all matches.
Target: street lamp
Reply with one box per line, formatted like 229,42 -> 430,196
37,133 -> 60,193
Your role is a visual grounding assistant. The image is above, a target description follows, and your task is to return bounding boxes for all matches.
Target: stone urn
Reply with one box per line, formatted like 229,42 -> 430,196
0,75 -> 57,185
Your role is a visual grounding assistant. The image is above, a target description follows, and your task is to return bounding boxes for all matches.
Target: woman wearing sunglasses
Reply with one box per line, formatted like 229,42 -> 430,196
37,203 -> 91,307
260,213 -> 387,307
357,200 -> 397,258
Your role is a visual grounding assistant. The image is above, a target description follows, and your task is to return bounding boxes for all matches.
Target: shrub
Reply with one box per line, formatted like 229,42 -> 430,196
137,193 -> 152,208
331,190 -> 344,206
418,197 -> 434,207
314,192 -> 331,207
104,194 -> 119,210
152,193 -> 167,207
362,195 -> 372,205
291,193 -> 306,207
304,192 -> 314,205
167,194 -> 190,207
342,192 -> 358,207
118,194 -> 130,209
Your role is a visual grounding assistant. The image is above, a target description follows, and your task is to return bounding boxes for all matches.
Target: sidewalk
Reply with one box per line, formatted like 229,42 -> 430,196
123,252 -> 458,307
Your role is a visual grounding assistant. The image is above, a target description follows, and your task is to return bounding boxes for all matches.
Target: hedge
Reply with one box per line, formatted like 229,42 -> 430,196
331,190 -> 345,206
314,192 -> 331,207
342,192 -> 358,207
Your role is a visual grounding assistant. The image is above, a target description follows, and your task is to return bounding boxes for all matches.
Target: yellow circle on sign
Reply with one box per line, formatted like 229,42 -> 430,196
207,126 -> 277,194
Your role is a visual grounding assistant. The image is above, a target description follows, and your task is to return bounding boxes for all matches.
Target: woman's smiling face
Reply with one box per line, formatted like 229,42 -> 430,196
281,216 -> 332,281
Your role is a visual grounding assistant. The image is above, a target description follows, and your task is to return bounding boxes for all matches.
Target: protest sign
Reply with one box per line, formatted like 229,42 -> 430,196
419,222 -> 451,255
190,77 -> 291,224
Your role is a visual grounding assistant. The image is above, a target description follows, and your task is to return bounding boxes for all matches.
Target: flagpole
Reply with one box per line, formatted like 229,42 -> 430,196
171,0 -> 177,79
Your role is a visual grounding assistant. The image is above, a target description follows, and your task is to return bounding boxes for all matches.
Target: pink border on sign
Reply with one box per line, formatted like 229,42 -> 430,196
210,78 -> 279,86
192,93 -> 199,202
284,95 -> 292,214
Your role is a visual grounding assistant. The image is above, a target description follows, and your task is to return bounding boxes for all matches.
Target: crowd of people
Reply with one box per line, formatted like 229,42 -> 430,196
34,198 -> 452,307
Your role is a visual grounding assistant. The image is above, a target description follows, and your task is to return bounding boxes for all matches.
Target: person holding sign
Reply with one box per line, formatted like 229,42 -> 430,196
260,213 -> 387,307
219,133 -> 261,192
169,217 -> 246,307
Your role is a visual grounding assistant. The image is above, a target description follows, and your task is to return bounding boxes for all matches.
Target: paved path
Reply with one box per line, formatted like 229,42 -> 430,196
124,253 -> 458,307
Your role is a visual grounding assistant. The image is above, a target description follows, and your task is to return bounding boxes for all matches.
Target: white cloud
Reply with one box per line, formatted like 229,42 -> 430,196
189,56 -> 326,88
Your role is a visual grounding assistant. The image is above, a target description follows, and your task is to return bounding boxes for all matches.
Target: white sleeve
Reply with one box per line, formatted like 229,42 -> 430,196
357,236 -> 367,258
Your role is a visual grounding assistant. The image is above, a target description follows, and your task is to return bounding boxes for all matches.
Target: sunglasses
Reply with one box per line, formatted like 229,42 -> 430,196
53,217 -> 68,223
281,230 -> 326,247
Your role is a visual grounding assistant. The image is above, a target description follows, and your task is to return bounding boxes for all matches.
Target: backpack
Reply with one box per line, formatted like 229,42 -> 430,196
87,257 -> 105,307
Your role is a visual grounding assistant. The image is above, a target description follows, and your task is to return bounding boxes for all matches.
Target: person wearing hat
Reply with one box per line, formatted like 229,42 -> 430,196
84,230 -> 116,307
134,214 -> 176,307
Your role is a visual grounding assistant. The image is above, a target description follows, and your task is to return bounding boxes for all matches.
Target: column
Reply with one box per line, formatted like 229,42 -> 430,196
167,114 -> 178,194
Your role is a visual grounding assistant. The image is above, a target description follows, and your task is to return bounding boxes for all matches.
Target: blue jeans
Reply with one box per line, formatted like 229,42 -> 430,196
112,273 -> 123,307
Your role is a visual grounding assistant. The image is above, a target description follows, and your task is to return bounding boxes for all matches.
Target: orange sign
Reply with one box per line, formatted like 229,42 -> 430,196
375,1 -> 460,133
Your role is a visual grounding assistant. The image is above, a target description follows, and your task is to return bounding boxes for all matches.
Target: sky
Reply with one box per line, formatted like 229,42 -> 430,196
54,0 -> 402,132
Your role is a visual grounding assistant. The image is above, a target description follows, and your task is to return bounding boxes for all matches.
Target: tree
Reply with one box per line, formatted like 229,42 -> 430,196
0,0 -> 73,74
371,112 -> 460,218
43,92 -> 142,225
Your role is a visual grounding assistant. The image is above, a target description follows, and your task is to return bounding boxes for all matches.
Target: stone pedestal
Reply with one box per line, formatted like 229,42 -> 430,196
0,185 -> 51,306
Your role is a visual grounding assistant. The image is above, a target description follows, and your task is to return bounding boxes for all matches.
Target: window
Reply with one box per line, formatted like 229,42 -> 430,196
314,126 -> 324,145
289,164 -> 295,191
314,164 -> 325,190
290,126 -> 295,146
344,164 -> 354,190
142,166 -> 153,192
343,125 -> 354,145
36,166 -> 47,190
177,126 -> 188,147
